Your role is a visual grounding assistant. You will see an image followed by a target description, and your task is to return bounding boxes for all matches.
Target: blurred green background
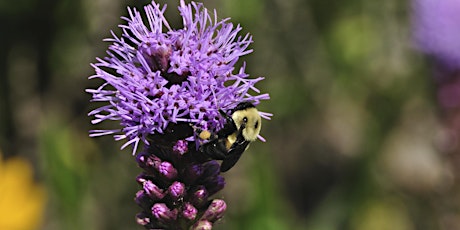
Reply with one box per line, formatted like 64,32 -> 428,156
1,0 -> 457,229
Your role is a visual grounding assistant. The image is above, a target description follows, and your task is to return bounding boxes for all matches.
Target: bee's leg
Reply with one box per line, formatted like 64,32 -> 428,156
216,109 -> 237,137
220,125 -> 249,172
220,141 -> 250,172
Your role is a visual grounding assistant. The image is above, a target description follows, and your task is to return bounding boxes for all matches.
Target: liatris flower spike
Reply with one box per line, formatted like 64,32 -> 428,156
87,1 -> 271,229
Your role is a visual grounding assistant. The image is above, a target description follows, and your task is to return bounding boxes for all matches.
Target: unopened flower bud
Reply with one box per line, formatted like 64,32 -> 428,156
184,164 -> 204,184
135,190 -> 153,210
192,220 -> 213,230
148,155 -> 163,168
136,173 -> 148,185
190,186 -> 209,208
168,181 -> 185,200
143,180 -> 166,200
139,38 -> 172,73
182,202 -> 198,221
157,161 -> 178,180
137,153 -> 162,173
205,175 -> 225,196
135,212 -> 151,226
202,161 -> 220,178
136,152 -> 149,168
151,203 -> 178,223
201,199 -> 226,222
173,140 -> 188,155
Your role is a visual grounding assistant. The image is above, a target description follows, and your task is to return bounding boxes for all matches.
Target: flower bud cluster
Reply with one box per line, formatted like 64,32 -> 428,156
134,125 -> 226,229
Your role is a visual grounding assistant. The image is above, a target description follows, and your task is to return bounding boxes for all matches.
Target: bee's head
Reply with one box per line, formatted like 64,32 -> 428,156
231,103 -> 261,142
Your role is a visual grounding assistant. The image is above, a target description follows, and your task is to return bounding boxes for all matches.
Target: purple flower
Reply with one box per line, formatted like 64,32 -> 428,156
87,0 -> 270,155
87,0 -> 271,229
412,0 -> 460,154
413,0 -> 460,70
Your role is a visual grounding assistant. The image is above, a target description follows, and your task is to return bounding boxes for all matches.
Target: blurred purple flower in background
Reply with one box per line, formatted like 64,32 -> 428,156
413,0 -> 460,153
413,0 -> 460,71
87,0 -> 270,229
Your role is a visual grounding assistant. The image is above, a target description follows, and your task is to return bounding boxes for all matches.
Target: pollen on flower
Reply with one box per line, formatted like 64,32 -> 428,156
86,0 -> 270,155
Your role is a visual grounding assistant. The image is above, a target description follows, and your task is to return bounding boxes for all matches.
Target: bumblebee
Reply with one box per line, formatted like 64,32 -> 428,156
199,102 -> 262,172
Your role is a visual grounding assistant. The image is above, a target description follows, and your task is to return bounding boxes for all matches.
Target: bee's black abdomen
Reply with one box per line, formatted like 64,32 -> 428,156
200,139 -> 228,160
